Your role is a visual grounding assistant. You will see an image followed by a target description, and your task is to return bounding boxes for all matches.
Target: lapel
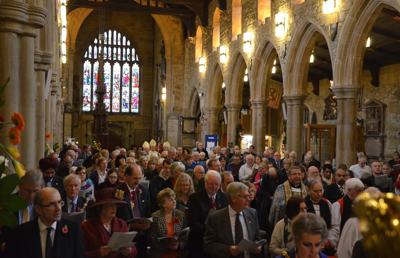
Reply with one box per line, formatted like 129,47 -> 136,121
201,189 -> 212,211
242,209 -> 254,241
28,219 -> 42,257
215,191 -> 226,210
77,196 -> 84,210
53,219 -> 67,258
222,208 -> 234,246
137,185 -> 143,216
62,196 -> 68,213
124,190 -> 134,218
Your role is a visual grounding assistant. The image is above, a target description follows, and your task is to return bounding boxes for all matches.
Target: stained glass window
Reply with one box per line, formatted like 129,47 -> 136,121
82,31 -> 140,114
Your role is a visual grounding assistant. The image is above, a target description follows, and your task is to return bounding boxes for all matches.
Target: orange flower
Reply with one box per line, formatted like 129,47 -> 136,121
45,133 -> 50,140
7,127 -> 20,145
5,146 -> 20,160
12,160 -> 26,178
11,113 -> 25,131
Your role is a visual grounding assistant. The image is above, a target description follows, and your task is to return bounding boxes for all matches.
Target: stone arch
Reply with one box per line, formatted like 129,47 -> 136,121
284,19 -> 333,95
251,37 -> 279,100
334,0 -> 400,87
257,0 -> 271,26
232,0 -> 242,40
188,87 -> 200,117
195,26 -> 203,61
212,8 -> 221,52
205,62 -> 224,108
225,50 -> 247,104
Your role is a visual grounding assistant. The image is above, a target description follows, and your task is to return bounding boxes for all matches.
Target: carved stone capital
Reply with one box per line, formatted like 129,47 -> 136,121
225,103 -> 242,112
283,94 -> 308,105
331,85 -> 361,100
250,99 -> 269,108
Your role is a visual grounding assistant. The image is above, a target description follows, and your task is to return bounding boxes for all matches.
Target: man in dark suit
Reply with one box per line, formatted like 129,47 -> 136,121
323,169 -> 346,204
0,170 -> 43,255
204,182 -> 262,258
4,187 -> 86,258
61,174 -> 93,219
187,170 -> 229,258
116,164 -> 151,258
39,157 -> 66,197
192,142 -> 209,160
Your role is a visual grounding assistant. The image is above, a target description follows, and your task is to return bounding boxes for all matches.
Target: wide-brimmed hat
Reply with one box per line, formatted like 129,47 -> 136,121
86,188 -> 127,213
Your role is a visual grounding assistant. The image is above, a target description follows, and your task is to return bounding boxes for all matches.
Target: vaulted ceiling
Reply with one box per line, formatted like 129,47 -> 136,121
67,0 -> 227,37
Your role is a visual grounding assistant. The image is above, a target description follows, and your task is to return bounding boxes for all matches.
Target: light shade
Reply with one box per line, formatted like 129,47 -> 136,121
61,26 -> 67,42
243,32 -> 253,53
310,50 -> 314,63
323,0 -> 335,14
222,82 -> 225,88
244,69 -> 249,82
161,93 -> 166,100
61,42 -> 67,55
366,37 -> 371,47
199,57 -> 206,72
220,46 -> 227,63
162,87 -> 166,94
60,5 -> 67,26
62,55 -> 67,64
275,12 -> 285,37
272,66 -> 276,74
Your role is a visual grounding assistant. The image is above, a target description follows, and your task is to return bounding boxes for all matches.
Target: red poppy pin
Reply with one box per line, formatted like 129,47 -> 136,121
62,225 -> 68,234
138,189 -> 143,194
173,218 -> 179,224
77,207 -> 82,212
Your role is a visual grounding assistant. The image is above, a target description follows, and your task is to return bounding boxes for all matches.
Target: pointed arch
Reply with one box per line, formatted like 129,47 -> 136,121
258,0 -> 271,26
232,0 -> 242,41
225,50 -> 247,104
195,26 -> 203,61
205,63 -> 224,108
284,19 -> 333,95
213,8 -> 221,52
334,0 -> 400,87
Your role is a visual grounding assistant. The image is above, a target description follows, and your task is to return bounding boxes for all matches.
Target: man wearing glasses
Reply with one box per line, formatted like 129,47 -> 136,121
269,166 -> 307,226
4,187 -> 86,258
204,182 -> 262,258
0,170 -> 43,255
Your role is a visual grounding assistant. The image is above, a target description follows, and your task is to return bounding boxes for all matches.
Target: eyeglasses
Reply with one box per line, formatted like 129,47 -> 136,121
237,195 -> 250,199
40,200 -> 65,208
21,188 -> 40,195
300,207 -> 308,211
290,173 -> 302,177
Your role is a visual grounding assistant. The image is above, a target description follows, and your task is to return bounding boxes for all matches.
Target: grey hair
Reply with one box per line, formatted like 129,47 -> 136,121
226,182 -> 248,203
63,173 -> 81,188
170,162 -> 185,176
291,213 -> 329,244
168,147 -> 177,153
345,178 -> 364,192
289,151 -> 297,157
307,179 -> 323,189
19,169 -> 44,188
363,186 -> 381,195
304,154 -> 313,161
204,170 -> 221,183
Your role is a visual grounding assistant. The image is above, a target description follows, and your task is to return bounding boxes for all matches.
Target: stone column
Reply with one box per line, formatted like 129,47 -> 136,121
203,107 -> 219,136
35,56 -> 47,162
251,99 -> 269,156
332,86 -> 360,167
0,1 -> 47,169
284,94 -> 307,158
225,103 -> 242,150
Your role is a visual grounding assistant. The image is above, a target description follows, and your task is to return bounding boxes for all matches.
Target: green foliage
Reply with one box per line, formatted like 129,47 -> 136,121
0,173 -> 27,227
0,174 -> 19,197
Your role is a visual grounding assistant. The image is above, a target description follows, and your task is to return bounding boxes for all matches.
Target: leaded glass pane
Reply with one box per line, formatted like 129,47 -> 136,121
84,51 -> 87,58
103,47 -> 107,60
123,48 -> 126,61
123,36 -> 126,46
94,38 -> 98,44
104,32 -> 107,44
122,63 -> 130,113
88,45 -> 92,58
113,31 -> 117,45
94,46 -> 97,59
108,47 -> 112,60
118,48 -> 121,61
113,47 -> 117,60
118,33 -> 121,45
108,30 -> 112,44
104,62 -> 111,112
112,62 -> 121,112
82,60 -> 91,111
127,48 -> 130,61
131,63 -> 139,113
132,48 -> 135,61
136,54 -> 139,61
93,61 -> 99,109
127,40 -> 130,46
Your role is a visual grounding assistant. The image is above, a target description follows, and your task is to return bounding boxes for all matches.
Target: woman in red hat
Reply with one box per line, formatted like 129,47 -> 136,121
81,188 -> 137,258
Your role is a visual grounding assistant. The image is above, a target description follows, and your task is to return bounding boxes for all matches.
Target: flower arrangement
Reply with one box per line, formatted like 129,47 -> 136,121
0,77 -> 28,230
93,140 -> 102,151
235,123 -> 244,146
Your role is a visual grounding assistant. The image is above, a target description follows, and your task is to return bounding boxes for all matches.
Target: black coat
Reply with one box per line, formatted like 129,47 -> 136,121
50,175 -> 66,198
323,183 -> 343,204
4,218 -> 86,258
187,189 -> 228,258
61,195 -> 94,219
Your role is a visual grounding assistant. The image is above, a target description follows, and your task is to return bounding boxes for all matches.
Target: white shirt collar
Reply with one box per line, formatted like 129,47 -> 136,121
66,196 -> 78,204
126,183 -> 136,194
38,217 -> 57,232
228,205 -> 243,217
207,192 -> 217,200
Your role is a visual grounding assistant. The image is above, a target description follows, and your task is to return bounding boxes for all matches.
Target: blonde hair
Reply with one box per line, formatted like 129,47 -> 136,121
174,173 -> 195,202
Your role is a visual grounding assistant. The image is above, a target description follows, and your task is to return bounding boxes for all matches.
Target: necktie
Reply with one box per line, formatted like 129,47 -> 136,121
235,213 -> 243,245
70,201 -> 76,212
22,206 -> 29,223
340,186 -> 344,196
46,227 -> 53,258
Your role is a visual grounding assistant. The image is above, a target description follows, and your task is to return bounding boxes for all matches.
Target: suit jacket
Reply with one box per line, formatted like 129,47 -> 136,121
61,195 -> 94,219
323,183 -> 343,204
203,207 -> 261,258
147,209 -> 188,258
4,218 -> 86,258
51,175 -> 66,197
116,183 -> 151,221
187,189 -> 228,258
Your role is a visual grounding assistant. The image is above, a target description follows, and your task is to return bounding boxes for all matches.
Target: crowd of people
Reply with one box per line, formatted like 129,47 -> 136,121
1,139 -> 399,258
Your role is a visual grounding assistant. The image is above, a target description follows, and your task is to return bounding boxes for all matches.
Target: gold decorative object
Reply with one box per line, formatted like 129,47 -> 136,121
354,192 -> 400,258
115,189 -> 124,200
